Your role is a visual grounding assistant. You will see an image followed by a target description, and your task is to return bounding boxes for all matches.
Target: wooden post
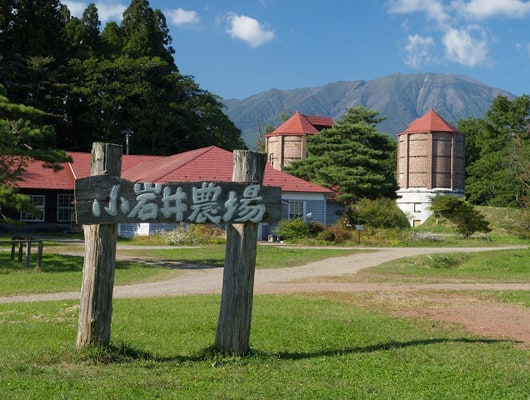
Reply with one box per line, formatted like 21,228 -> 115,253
36,241 -> 43,268
10,241 -> 15,261
77,142 -> 122,350
25,241 -> 31,268
215,150 -> 267,355
17,241 -> 23,263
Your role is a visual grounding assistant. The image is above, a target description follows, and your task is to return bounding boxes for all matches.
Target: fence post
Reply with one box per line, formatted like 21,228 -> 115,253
77,142 -> 122,350
215,150 -> 267,355
17,241 -> 23,262
25,241 -> 31,268
36,241 -> 43,268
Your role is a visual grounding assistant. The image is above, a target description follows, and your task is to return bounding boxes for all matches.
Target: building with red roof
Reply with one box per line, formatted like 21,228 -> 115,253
4,146 -> 332,238
396,109 -> 465,226
266,111 -> 333,170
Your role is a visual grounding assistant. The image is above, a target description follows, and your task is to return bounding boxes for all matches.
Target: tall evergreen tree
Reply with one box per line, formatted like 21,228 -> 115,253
121,0 -> 174,63
65,3 -> 102,59
0,0 -> 69,106
285,106 -> 397,204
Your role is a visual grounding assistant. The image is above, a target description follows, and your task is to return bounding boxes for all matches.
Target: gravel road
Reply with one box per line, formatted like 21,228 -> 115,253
1,245 -> 527,304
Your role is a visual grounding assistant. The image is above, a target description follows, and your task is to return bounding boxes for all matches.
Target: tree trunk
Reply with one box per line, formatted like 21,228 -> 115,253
215,150 -> 267,355
77,142 -> 122,350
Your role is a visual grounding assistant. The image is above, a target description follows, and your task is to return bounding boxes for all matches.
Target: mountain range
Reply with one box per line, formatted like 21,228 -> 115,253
222,73 -> 515,149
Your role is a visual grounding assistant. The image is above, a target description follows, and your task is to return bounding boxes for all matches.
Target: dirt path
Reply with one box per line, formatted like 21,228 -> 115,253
1,245 -> 529,347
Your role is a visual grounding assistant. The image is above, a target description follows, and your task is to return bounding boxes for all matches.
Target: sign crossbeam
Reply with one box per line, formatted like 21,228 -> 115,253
75,176 -> 281,225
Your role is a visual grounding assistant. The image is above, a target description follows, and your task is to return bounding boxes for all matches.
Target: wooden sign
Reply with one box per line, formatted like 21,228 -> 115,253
75,175 -> 281,225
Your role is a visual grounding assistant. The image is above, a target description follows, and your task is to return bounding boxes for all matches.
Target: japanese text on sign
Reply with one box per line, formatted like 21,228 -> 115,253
90,181 -> 266,223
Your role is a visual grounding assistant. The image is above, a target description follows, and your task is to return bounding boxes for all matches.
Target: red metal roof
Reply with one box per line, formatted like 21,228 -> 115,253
268,111 -> 321,136
122,146 -> 330,193
17,146 -> 330,194
67,151 -> 164,179
16,158 -> 75,190
304,115 -> 334,129
400,109 -> 458,134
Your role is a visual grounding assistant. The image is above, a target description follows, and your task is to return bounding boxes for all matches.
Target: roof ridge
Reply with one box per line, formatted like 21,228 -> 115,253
125,146 -> 221,182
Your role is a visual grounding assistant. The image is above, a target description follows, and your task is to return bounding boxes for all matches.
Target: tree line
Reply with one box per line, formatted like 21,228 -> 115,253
0,0 -> 245,155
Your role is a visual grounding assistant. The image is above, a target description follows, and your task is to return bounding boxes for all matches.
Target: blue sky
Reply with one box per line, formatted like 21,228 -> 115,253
64,0 -> 530,99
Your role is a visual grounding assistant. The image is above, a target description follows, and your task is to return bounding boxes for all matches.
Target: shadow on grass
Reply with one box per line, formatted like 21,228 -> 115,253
275,337 -> 517,360
0,253 -> 83,273
0,253 -> 220,273
125,258 -> 223,269
77,337 -> 517,365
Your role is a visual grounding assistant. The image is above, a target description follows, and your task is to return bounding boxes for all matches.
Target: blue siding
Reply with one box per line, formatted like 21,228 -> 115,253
305,200 -> 325,225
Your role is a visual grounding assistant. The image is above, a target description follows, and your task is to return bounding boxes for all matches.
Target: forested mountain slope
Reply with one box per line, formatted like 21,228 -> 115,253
223,73 -> 515,148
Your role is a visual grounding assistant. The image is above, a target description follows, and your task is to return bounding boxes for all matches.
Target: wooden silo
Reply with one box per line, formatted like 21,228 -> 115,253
396,110 -> 465,226
265,111 -> 333,171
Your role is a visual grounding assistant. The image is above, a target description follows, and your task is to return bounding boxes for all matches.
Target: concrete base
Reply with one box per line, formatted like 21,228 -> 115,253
396,188 -> 464,226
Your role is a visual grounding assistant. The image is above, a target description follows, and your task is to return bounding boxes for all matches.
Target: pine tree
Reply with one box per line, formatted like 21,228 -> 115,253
121,0 -> 174,63
285,106 -> 397,204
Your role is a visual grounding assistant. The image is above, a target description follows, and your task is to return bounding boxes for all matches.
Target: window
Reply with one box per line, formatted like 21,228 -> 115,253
20,195 -> 45,222
57,194 -> 74,222
414,203 -> 422,213
289,201 -> 304,219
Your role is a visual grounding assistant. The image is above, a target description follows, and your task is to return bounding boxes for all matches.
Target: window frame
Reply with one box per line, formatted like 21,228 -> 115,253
288,201 -> 304,219
57,193 -> 75,223
20,195 -> 45,222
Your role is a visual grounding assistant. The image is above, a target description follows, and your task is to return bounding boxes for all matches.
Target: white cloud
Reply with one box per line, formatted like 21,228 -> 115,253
225,13 -> 275,48
385,0 -> 517,68
442,26 -> 489,66
404,34 -> 435,68
166,8 -> 200,26
388,0 -> 449,26
451,0 -> 530,19
96,2 -> 126,22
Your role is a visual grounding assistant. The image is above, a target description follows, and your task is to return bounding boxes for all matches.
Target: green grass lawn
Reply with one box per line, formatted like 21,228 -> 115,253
1,295 -> 529,399
342,248 -> 530,284
1,240 -> 530,398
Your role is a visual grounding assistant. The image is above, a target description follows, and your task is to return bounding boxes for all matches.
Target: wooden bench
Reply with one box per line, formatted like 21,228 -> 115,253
0,237 -> 43,268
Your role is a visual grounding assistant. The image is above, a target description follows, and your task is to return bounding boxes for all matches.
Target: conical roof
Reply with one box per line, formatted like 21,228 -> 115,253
269,111 -> 320,136
401,109 -> 458,134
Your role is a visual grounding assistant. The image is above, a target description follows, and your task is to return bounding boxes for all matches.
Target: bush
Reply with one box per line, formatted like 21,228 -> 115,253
346,198 -> 410,229
158,224 -> 226,245
317,226 -> 353,242
431,195 -> 491,238
274,218 -> 323,240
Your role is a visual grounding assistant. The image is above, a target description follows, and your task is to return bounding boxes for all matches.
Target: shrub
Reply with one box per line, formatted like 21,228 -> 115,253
431,195 -> 491,238
158,224 -> 226,245
317,226 -> 353,242
346,198 -> 410,229
275,218 -> 322,240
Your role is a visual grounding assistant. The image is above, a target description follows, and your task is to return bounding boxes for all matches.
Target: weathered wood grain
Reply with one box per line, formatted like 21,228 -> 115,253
215,150 -> 266,355
77,143 -> 121,350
